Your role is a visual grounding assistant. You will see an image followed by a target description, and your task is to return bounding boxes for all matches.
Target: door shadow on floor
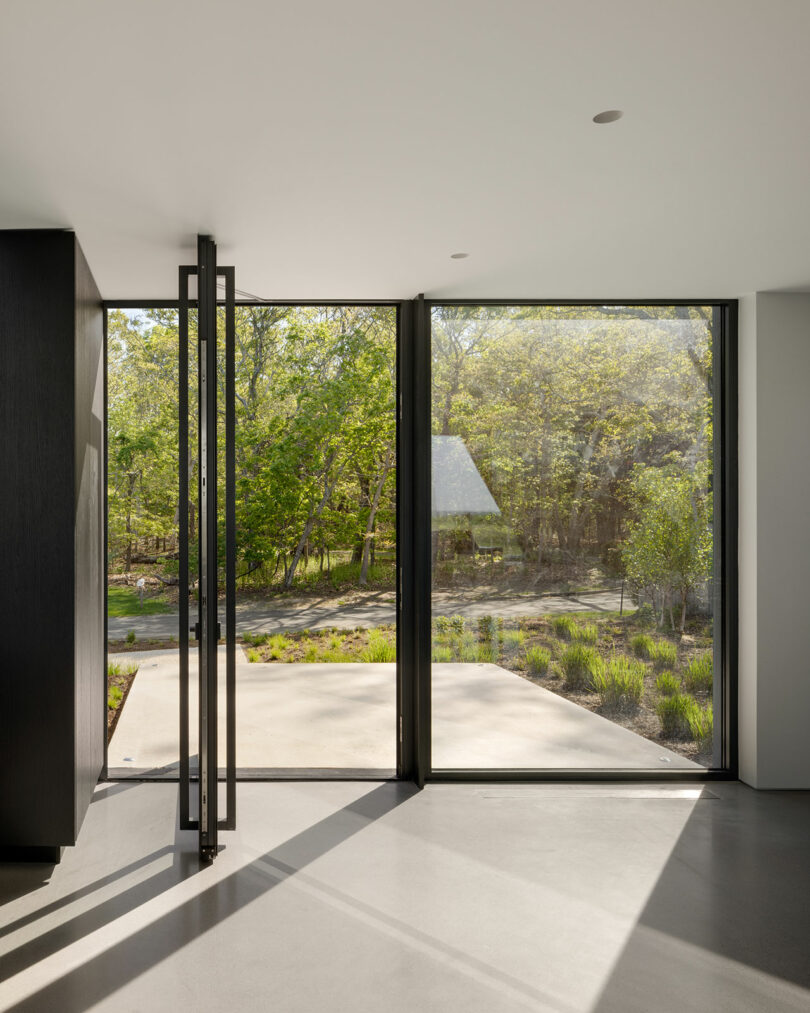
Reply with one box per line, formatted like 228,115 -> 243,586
1,781 -> 416,1013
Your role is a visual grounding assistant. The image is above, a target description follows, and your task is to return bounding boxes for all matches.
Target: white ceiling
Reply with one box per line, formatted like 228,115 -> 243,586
1,0 -> 809,300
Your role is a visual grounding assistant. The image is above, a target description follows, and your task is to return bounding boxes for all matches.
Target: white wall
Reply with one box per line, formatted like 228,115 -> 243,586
738,292 -> 810,788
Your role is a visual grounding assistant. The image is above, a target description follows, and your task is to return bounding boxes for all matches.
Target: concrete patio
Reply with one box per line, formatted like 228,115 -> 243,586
108,649 -> 699,774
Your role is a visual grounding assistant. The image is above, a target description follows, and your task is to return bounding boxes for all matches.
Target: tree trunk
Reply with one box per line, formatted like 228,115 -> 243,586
359,444 -> 393,585
285,455 -> 346,588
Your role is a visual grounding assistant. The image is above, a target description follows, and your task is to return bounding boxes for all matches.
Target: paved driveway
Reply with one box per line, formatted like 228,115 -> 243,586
108,589 -> 626,640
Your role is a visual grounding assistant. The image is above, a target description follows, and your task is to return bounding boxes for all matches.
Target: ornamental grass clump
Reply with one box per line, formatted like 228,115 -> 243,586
655,671 -> 680,696
591,655 -> 645,711
630,633 -> 654,658
649,640 -> 677,670
553,615 -> 578,640
683,653 -> 713,693
571,622 -> 598,645
560,644 -> 604,690
688,703 -> 713,749
657,693 -> 700,739
361,630 -> 396,663
432,645 -> 452,663
525,645 -> 551,675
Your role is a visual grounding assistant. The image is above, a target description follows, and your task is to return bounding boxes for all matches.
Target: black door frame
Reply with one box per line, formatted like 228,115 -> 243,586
102,295 -> 738,786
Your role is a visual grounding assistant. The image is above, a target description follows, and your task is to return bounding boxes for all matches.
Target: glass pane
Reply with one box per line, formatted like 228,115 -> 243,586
106,308 -> 185,777
233,305 -> 397,772
430,305 -> 717,770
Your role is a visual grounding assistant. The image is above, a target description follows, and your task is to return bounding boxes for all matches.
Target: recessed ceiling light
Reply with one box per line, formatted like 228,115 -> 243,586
450,252 -> 469,259
593,109 -> 623,124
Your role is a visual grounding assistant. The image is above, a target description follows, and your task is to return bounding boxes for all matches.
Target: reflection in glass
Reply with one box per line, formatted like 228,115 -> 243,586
430,305 -> 717,770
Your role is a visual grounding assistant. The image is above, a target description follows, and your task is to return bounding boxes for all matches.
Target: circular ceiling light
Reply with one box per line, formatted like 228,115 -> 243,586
593,109 -> 623,124
450,252 -> 470,259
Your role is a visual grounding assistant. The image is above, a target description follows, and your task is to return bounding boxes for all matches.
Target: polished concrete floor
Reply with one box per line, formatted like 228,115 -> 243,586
108,652 -> 697,773
1,782 -> 808,1012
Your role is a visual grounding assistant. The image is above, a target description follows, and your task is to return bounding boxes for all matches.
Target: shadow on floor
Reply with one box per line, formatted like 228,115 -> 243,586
1,781 -> 416,1013
592,785 -> 810,1011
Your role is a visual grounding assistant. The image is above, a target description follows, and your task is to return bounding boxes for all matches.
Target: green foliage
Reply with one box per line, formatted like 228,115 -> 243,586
434,616 -> 452,635
525,646 -> 551,675
553,615 -> 577,639
688,703 -> 713,748
683,653 -> 713,693
243,631 -> 268,647
361,630 -> 396,663
266,634 -> 291,660
571,622 -> 598,645
502,629 -> 526,648
476,644 -> 497,663
655,671 -> 680,696
246,648 -> 261,663
107,685 -> 123,709
432,645 -> 453,662
107,660 -> 122,678
630,633 -> 654,658
657,693 -> 700,739
107,587 -> 171,617
559,645 -> 604,690
591,656 -> 645,710
623,460 -> 712,631
649,640 -> 677,670
125,630 -> 136,645
303,643 -> 319,663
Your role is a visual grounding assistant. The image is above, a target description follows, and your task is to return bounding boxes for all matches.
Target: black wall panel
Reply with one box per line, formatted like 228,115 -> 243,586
0,230 -> 104,855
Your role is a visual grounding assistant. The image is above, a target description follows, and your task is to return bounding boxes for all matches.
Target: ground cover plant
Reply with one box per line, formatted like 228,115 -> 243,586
107,658 -> 139,741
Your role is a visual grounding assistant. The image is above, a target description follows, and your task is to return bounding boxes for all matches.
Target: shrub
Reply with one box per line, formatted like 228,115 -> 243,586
592,656 -> 645,710
477,616 -> 494,641
432,645 -> 453,663
450,616 -> 465,635
683,653 -> 713,693
657,693 -> 700,739
126,630 -> 136,645
553,615 -> 577,640
434,615 -> 451,635
559,644 -> 604,689
361,630 -> 396,663
649,640 -> 677,670
655,671 -> 680,696
525,646 -> 551,675
246,648 -> 261,663
688,703 -> 713,749
630,633 -> 654,658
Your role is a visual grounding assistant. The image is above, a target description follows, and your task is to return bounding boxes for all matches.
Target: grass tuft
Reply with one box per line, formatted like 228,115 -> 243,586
630,633 -> 654,658
649,640 -> 677,670
559,644 -> 604,690
655,671 -> 680,696
683,653 -> 713,693
361,630 -> 396,663
657,693 -> 700,739
524,646 -> 551,675
552,615 -> 577,640
591,655 -> 645,710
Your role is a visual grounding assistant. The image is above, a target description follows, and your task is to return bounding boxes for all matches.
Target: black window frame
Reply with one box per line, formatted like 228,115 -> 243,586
103,296 -> 737,784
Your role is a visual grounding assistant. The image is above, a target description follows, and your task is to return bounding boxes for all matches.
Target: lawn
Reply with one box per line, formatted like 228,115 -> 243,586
107,586 -> 172,617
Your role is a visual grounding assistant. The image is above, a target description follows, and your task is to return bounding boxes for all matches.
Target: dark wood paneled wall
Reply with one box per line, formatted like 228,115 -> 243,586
0,230 -> 104,855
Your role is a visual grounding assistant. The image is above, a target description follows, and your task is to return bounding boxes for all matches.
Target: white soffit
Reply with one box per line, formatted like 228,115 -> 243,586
0,0 -> 809,300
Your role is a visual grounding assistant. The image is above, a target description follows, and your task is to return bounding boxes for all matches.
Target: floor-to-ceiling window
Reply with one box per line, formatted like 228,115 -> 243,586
105,303 -> 398,777
429,304 -> 725,771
